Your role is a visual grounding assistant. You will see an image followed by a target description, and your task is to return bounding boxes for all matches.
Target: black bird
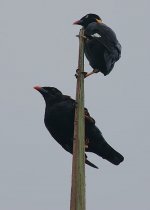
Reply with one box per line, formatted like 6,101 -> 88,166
73,14 -> 121,77
34,86 -> 124,168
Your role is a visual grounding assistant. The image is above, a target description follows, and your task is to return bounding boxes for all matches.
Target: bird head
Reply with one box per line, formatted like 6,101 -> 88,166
34,86 -> 63,105
73,13 -> 102,28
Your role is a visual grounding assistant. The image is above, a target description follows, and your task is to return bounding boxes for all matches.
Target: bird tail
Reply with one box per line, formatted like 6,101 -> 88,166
97,138 -> 124,165
103,145 -> 124,165
88,126 -> 124,165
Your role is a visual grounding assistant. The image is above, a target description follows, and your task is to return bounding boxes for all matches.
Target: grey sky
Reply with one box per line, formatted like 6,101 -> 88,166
0,0 -> 150,209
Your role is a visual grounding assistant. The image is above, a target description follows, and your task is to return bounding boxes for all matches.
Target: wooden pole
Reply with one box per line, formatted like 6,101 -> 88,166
70,28 -> 85,210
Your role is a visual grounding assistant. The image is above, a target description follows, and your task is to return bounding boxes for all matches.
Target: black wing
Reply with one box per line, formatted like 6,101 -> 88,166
85,22 -> 121,56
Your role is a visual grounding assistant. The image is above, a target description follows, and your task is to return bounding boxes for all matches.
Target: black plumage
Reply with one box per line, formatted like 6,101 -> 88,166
34,86 -> 124,168
74,14 -> 121,77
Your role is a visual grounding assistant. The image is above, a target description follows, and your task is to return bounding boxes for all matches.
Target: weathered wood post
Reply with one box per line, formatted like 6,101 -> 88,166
70,28 -> 85,210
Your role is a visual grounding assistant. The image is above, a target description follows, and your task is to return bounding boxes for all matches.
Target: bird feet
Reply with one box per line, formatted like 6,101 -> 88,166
82,71 -> 88,78
84,69 -> 100,78
75,68 -> 100,78
75,69 -> 88,78
75,68 -> 79,78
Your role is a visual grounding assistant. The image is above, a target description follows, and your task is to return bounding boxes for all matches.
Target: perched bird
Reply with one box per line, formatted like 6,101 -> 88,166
73,14 -> 121,77
34,86 -> 124,169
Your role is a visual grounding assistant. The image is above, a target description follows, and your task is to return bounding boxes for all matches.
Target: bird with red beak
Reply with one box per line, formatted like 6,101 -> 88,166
73,13 -> 121,78
34,85 -> 124,169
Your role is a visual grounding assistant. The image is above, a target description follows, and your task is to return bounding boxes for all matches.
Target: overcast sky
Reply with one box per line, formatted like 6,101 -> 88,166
0,0 -> 150,209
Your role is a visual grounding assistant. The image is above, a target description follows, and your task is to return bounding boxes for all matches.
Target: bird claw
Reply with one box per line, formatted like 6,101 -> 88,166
75,68 -> 79,78
76,68 -> 79,74
75,73 -> 78,78
81,72 -> 88,78
83,69 -> 99,78
79,69 -> 100,79
75,69 -> 87,79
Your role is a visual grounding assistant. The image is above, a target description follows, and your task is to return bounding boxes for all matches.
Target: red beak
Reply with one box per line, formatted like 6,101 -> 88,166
34,86 -> 48,94
73,20 -> 81,25
34,86 -> 42,91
